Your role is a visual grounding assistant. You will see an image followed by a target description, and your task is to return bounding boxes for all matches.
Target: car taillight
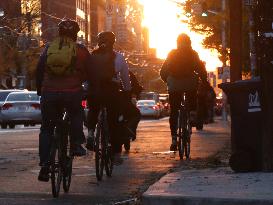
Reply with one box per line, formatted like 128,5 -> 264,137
31,103 -> 40,109
82,100 -> 87,109
2,103 -> 13,110
152,105 -> 158,110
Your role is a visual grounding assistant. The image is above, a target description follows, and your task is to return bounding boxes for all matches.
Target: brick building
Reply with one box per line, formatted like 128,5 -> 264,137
41,0 -> 105,46
41,0 -> 76,42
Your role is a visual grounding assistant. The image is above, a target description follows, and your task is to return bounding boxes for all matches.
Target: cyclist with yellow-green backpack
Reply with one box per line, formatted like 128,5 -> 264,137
36,19 -> 90,182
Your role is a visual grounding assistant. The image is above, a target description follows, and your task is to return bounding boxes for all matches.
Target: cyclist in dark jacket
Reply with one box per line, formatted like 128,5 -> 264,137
160,33 -> 207,151
86,31 -> 131,164
36,19 -> 90,182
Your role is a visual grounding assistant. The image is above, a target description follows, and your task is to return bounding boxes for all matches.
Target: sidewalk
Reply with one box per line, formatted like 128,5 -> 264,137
142,119 -> 273,205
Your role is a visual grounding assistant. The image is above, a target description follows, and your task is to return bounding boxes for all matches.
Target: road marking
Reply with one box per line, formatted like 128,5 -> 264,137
152,151 -> 175,155
13,148 -> 38,151
0,128 -> 40,134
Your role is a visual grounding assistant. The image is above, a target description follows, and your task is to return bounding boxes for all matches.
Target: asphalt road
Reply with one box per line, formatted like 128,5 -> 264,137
0,117 -> 229,205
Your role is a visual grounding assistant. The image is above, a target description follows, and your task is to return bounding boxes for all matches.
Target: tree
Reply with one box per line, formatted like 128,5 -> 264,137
184,0 -> 229,67
185,0 -> 251,74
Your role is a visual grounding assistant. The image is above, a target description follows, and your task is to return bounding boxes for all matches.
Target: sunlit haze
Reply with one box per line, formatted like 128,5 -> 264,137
138,0 -> 222,72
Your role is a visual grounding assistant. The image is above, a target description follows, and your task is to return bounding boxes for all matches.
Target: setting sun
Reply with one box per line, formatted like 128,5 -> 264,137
138,0 -> 222,72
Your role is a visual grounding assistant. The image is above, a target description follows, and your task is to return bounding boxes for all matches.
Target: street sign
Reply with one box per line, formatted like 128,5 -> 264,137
217,66 -> 230,80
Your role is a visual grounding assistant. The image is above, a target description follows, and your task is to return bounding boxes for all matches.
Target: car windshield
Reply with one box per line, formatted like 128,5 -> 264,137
6,93 -> 39,102
137,101 -> 155,106
0,92 -> 10,101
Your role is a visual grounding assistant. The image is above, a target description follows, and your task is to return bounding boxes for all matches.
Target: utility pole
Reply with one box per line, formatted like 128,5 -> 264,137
221,0 -> 228,121
229,0 -> 243,81
256,0 -> 273,171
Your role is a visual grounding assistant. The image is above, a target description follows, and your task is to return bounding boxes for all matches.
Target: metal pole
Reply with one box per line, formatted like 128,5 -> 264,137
221,0 -> 228,121
229,0 -> 243,81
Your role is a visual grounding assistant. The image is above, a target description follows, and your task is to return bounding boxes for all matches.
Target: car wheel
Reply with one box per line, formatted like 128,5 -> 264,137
8,124 -> 15,129
1,123 -> 7,129
30,123 -> 36,127
24,123 -> 29,127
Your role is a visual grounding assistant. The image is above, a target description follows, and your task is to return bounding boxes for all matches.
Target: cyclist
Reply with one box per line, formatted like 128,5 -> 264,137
36,19 -> 90,181
86,31 -> 131,164
160,33 -> 207,151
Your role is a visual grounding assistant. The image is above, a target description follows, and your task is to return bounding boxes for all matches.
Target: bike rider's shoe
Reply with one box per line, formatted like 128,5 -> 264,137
72,144 -> 86,156
170,135 -> 177,151
38,165 -> 49,182
86,129 -> 95,151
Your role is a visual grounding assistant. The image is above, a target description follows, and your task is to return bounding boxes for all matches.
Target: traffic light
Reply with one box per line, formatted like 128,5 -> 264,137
201,2 -> 208,17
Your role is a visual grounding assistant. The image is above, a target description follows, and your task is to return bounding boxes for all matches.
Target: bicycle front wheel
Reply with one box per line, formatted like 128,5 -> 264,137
62,136 -> 73,193
50,141 -> 63,198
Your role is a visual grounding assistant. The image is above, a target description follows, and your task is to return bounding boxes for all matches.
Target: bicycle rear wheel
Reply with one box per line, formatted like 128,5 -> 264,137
178,110 -> 185,160
105,144 -> 113,177
50,140 -> 63,198
95,122 -> 104,181
62,135 -> 73,193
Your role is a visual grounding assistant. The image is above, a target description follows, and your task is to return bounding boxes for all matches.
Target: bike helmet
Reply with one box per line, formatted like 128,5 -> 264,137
58,19 -> 80,40
97,31 -> 116,48
177,33 -> 191,48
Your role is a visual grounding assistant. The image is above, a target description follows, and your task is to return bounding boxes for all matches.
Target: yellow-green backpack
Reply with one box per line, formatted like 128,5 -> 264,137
46,37 -> 77,76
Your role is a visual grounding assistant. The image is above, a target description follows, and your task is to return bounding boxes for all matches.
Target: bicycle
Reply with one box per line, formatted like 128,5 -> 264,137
177,92 -> 192,160
94,107 -> 113,181
49,112 -> 73,198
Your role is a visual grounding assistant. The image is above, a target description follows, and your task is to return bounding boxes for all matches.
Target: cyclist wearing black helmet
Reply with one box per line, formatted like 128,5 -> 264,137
86,31 -> 131,164
36,19 -> 90,181
160,33 -> 207,151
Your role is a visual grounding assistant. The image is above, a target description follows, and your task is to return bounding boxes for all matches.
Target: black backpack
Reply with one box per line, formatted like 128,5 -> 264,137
91,49 -> 116,83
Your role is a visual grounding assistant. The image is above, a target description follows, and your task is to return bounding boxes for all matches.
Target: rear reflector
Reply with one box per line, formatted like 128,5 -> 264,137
82,100 -> 87,109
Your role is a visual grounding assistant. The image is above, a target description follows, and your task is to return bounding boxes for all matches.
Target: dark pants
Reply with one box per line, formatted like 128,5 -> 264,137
87,89 -> 122,153
39,91 -> 85,165
87,89 -> 140,153
169,91 -> 197,136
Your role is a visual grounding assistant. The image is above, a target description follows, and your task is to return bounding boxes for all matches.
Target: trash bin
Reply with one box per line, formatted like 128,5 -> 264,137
219,78 -> 263,172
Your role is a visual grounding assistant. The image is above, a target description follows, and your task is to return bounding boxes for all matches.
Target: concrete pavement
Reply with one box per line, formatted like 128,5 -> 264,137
142,119 -> 273,205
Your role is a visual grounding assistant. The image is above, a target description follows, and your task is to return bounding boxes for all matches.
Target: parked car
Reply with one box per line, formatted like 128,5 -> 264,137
137,100 -> 163,119
0,89 -> 25,106
0,91 -> 41,129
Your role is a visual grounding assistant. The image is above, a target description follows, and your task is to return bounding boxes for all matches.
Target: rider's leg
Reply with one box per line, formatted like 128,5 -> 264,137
86,96 -> 100,151
64,91 -> 86,156
169,92 -> 183,151
38,92 -> 60,181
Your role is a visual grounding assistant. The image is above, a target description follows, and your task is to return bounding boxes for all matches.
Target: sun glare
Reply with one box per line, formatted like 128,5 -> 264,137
138,0 -> 222,72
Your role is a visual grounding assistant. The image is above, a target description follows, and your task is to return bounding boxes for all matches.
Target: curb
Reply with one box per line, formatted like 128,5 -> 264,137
142,194 -> 273,205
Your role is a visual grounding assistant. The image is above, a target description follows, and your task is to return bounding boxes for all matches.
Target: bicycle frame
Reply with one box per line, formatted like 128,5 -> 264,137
94,107 -> 113,181
49,111 -> 73,197
177,92 -> 192,160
